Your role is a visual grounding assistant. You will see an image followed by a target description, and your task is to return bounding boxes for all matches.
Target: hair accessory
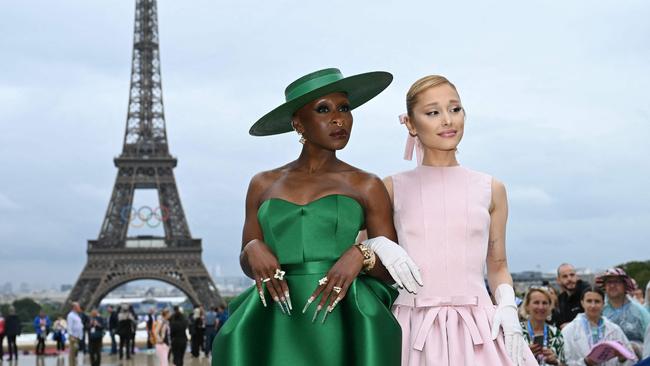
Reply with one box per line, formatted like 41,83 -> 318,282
399,114 -> 423,165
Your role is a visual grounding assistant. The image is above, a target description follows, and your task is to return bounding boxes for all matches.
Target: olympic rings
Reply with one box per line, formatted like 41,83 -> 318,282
119,204 -> 170,228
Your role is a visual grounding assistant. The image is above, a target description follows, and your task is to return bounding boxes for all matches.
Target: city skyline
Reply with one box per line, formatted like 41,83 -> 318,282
1,1 -> 649,286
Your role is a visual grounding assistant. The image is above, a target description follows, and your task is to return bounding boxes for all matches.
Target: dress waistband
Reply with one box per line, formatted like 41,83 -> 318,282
282,260 -> 337,275
394,295 -> 483,350
394,295 -> 478,308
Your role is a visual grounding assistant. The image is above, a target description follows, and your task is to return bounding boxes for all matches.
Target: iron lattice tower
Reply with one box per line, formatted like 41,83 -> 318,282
65,0 -> 223,310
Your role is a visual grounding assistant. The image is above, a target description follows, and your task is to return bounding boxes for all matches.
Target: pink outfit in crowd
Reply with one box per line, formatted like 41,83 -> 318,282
391,165 -> 537,366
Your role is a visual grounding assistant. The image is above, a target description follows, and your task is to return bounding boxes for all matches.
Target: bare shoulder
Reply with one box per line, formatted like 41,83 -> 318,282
247,163 -> 293,200
336,162 -> 384,193
382,176 -> 393,189
382,176 -> 394,201
491,177 -> 507,195
490,177 -> 508,212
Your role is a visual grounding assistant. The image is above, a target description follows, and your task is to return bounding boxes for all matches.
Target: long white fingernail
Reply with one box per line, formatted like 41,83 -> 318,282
311,305 -> 322,323
321,308 -> 331,323
331,297 -> 341,311
259,291 -> 267,307
277,301 -> 286,315
285,291 -> 293,311
302,297 -> 314,314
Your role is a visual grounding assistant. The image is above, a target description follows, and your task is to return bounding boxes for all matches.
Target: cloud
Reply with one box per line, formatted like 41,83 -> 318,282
509,186 -> 554,206
1,0 -> 649,285
0,193 -> 20,211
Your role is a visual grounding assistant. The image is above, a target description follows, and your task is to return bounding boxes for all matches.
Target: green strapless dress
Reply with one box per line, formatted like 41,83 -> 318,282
212,194 -> 401,366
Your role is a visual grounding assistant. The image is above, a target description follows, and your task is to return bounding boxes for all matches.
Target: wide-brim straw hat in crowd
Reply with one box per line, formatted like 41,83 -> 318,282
249,68 -> 392,136
595,267 -> 636,293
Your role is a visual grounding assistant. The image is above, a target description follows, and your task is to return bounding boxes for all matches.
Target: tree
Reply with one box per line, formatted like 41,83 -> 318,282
616,260 -> 650,292
12,297 -> 41,323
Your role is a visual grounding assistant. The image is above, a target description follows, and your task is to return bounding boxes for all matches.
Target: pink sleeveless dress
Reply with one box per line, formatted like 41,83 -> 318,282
391,165 -> 537,366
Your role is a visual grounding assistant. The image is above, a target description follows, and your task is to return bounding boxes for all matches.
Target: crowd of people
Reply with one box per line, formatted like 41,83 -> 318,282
0,301 -> 229,365
516,264 -> 650,365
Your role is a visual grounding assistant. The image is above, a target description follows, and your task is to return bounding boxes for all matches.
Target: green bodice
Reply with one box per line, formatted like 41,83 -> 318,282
212,194 -> 400,366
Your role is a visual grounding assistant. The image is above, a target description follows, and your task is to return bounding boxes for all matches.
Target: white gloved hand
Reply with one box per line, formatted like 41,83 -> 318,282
491,283 -> 526,366
362,236 -> 424,293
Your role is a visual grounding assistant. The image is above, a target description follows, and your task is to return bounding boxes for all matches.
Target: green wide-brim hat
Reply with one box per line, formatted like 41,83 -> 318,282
249,68 -> 393,136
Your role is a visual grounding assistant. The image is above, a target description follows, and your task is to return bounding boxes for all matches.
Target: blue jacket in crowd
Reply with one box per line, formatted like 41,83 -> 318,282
33,315 -> 51,336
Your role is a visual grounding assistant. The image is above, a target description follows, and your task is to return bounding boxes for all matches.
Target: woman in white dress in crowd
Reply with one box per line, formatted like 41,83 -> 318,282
562,286 -> 635,366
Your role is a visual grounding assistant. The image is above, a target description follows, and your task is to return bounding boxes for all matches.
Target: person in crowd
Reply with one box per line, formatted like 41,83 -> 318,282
519,287 -> 565,365
556,263 -> 590,329
117,303 -> 136,360
33,309 -> 51,355
107,305 -> 118,355
154,309 -> 171,366
0,310 -> 5,360
645,282 -> 650,314
644,324 -> 650,360
52,316 -> 67,353
213,68 -> 420,366
189,305 -> 204,358
216,304 -> 228,334
386,74 -> 536,365
87,309 -> 105,366
147,307 -> 156,349
203,306 -> 218,358
562,286 -> 635,366
4,307 -> 20,361
597,268 -> 650,359
169,306 -> 188,366
545,284 -> 562,326
79,306 -> 89,355
66,302 -> 84,365
129,305 -> 137,355
630,279 -> 645,305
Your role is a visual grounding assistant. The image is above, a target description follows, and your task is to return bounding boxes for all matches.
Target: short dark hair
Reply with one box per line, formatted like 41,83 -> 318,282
580,285 -> 605,301
557,263 -> 575,276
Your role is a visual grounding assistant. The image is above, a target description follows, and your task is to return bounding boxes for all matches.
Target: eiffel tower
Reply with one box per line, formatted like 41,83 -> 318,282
65,0 -> 223,310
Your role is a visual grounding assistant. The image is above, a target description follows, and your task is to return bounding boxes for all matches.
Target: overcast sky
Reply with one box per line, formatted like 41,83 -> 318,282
1,1 -> 649,288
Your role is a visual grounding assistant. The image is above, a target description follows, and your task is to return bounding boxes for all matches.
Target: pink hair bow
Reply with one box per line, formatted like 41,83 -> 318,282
399,114 -> 423,165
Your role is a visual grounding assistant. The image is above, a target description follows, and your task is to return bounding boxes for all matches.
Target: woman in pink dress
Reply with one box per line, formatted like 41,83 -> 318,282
384,75 -> 538,366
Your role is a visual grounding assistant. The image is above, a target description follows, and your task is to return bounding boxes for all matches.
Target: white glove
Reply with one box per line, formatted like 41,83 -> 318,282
362,236 -> 424,293
491,284 -> 525,366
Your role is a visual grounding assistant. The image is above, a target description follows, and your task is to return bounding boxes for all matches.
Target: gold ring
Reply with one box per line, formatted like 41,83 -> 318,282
333,286 -> 342,294
318,277 -> 328,286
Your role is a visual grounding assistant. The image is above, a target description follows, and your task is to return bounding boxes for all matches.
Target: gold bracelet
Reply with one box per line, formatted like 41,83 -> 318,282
355,243 -> 376,271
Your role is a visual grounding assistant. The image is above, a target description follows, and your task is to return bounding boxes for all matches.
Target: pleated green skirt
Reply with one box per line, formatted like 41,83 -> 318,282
212,260 -> 401,366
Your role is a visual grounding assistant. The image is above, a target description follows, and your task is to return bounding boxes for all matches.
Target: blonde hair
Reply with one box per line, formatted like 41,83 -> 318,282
406,75 -> 459,117
519,287 -> 554,320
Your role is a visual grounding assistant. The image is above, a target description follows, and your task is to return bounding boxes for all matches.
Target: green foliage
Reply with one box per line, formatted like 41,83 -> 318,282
0,304 -> 10,317
13,297 -> 41,323
617,260 -> 650,291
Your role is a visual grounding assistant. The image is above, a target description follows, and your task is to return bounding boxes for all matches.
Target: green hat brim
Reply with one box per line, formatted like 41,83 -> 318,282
249,71 -> 393,136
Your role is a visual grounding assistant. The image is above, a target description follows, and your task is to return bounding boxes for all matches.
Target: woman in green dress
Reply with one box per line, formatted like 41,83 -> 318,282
212,68 -> 422,366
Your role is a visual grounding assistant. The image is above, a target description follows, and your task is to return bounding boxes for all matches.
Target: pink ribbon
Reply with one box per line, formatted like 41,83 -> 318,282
399,114 -> 423,165
410,296 -> 484,351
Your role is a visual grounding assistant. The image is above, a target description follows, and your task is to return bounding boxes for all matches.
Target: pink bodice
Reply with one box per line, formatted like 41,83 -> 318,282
392,165 -> 493,307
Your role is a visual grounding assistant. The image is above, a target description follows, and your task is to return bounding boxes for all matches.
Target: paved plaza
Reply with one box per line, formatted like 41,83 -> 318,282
1,351 -> 210,366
